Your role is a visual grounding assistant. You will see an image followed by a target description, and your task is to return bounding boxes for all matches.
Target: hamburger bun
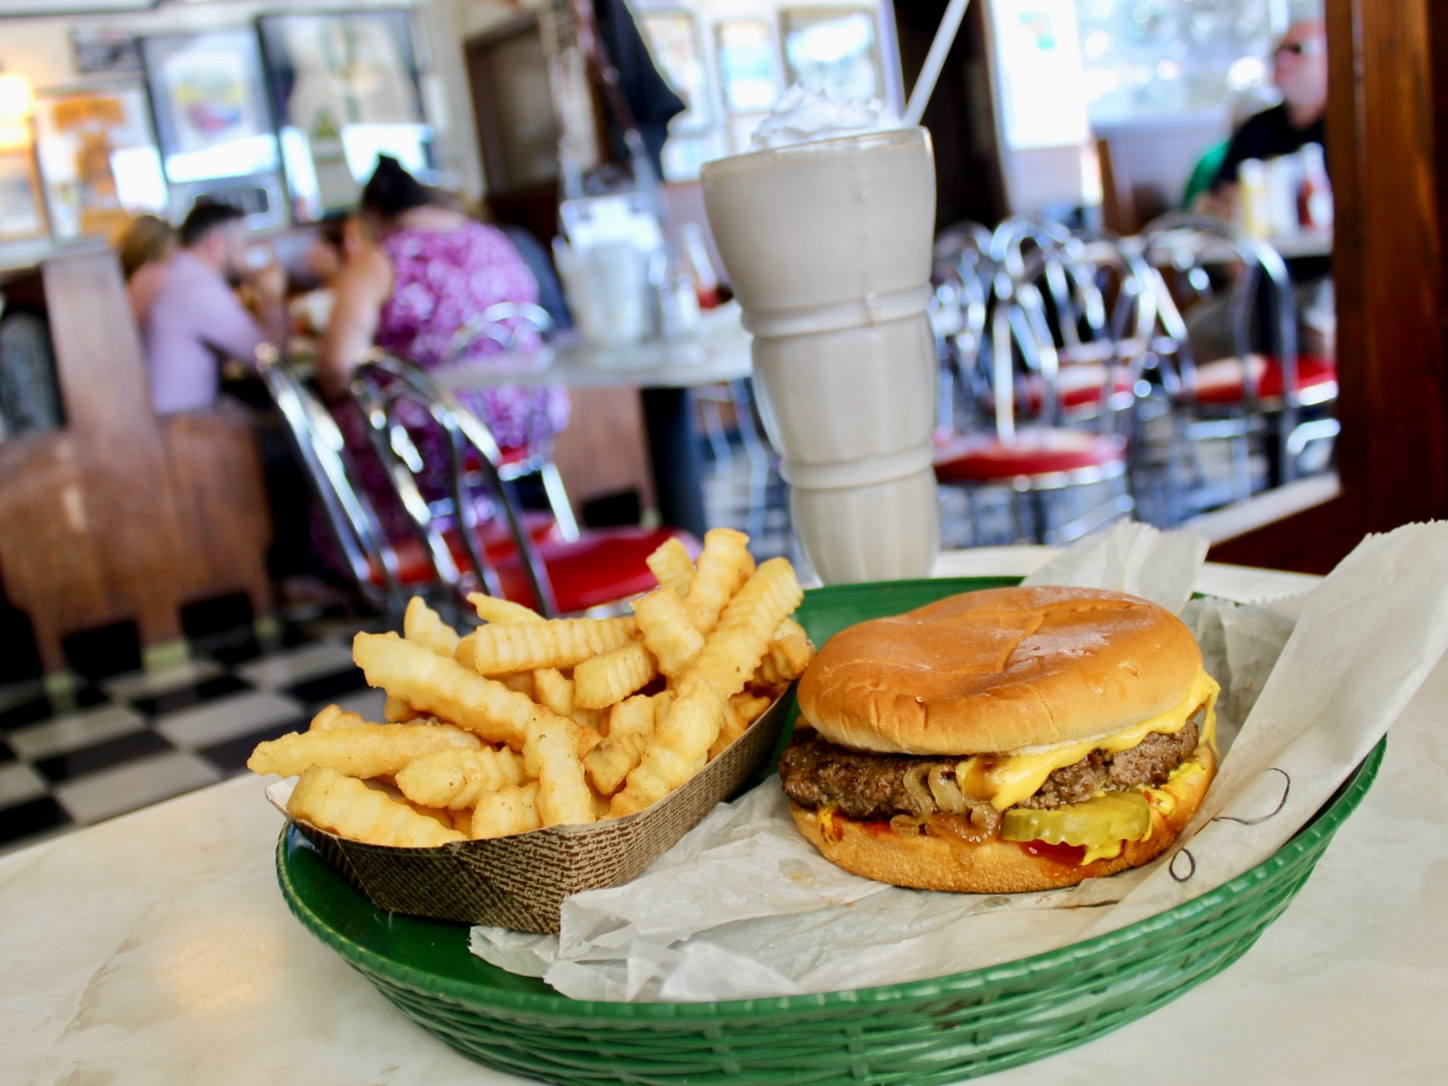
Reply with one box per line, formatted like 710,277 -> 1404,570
798,585 -> 1205,755
787,740 -> 1214,894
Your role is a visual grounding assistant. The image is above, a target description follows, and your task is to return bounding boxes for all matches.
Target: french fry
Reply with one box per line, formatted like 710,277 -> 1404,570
755,618 -> 815,687
353,632 -> 546,749
309,704 -> 369,731
403,596 -> 460,658
531,667 -> 574,718
382,695 -> 423,723
289,766 -> 465,847
685,528 -> 755,634
646,536 -> 695,596
681,558 -> 804,702
467,592 -> 544,625
633,586 -> 705,679
611,679 -> 726,816
472,616 -> 637,674
707,705 -> 751,761
573,641 -> 658,709
583,694 -> 658,795
524,715 -> 596,827
248,720 -> 481,779
394,746 -> 527,810
453,631 -> 480,669
472,781 -> 542,839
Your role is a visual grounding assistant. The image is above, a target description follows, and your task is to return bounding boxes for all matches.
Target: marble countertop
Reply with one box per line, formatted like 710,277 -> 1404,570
5,548 -> 1445,1085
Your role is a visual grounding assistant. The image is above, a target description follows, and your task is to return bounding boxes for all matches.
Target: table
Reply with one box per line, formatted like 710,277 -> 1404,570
434,303 -> 753,540
5,547 -> 1445,1085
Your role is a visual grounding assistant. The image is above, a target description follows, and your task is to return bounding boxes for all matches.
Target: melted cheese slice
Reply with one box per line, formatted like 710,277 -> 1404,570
959,668 -> 1220,811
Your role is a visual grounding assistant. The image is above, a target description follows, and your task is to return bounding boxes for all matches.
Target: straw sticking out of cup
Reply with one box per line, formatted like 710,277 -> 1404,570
902,0 -> 973,127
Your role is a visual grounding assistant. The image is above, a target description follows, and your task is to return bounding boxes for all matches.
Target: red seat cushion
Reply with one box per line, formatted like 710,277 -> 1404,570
1012,368 -> 1135,414
371,511 -> 561,586
1193,354 -> 1337,405
934,428 -> 1126,482
498,526 -> 700,613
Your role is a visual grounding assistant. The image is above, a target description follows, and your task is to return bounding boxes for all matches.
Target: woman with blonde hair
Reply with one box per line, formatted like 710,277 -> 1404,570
115,213 -> 177,325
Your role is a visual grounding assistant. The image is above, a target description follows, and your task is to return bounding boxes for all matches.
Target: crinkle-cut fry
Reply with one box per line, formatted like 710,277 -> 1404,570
467,592 -> 543,625
585,730 -> 650,796
707,707 -> 751,762
633,586 -> 705,679
394,746 -> 527,809
532,667 -> 574,718
453,631 -> 480,670
646,536 -> 695,597
729,690 -> 774,725
681,558 -> 804,702
248,720 -> 480,779
755,618 -> 815,687
309,705 -> 370,731
382,695 -> 424,723
685,528 -> 755,634
353,632 -> 545,749
611,680 -> 725,816
472,616 -> 637,674
289,766 -> 465,847
403,596 -> 461,658
574,641 -> 658,710
608,693 -> 657,739
575,725 -> 604,760
524,715 -> 596,827
472,781 -> 541,839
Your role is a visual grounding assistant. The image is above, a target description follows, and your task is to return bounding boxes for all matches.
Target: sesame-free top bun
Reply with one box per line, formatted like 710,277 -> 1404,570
788,741 -> 1215,894
797,585 -> 1205,755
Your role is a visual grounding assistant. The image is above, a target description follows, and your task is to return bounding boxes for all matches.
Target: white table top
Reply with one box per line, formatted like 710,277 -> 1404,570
432,302 -> 753,392
6,547 -> 1445,1085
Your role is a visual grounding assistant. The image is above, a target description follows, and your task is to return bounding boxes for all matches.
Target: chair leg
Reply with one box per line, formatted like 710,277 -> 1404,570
538,461 -> 579,541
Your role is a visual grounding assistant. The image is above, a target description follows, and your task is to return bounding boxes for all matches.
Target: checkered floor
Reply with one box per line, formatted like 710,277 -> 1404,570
0,617 -> 389,856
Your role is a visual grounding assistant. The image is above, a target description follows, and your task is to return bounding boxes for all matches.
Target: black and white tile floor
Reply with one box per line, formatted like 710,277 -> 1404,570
0,618 -> 388,856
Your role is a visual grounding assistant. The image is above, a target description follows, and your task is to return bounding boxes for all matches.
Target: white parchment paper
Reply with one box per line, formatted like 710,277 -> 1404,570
470,521 -> 1448,1001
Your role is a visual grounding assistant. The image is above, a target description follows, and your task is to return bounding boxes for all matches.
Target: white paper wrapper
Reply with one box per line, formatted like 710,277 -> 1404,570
471,521 -> 1448,1002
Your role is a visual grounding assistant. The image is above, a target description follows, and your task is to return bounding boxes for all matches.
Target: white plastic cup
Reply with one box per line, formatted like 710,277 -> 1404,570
702,127 -> 941,583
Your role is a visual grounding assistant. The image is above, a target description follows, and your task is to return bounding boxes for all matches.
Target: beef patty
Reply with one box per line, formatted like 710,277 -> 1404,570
778,720 -> 1201,821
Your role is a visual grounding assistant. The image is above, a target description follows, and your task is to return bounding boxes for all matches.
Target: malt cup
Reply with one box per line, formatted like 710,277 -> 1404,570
702,127 -> 940,582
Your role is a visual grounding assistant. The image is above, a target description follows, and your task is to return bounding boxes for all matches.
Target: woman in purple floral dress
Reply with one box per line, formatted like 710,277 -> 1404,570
315,156 -> 568,557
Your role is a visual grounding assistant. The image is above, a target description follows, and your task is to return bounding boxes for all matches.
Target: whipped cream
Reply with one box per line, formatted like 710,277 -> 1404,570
749,84 -> 903,150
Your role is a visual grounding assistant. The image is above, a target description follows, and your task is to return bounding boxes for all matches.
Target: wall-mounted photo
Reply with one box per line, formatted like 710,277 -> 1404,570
0,147 -> 47,243
33,86 -> 167,241
715,20 -> 779,115
780,8 -> 883,101
258,9 -> 431,222
69,27 -> 145,77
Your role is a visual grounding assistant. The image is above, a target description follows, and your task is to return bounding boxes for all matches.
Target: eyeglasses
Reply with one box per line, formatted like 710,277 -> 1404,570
1274,39 -> 1326,58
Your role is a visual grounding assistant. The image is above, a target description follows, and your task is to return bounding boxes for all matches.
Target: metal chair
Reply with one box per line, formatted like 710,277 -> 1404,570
350,352 -> 694,617
932,221 -> 1141,545
1138,212 -> 1337,514
255,344 -> 408,624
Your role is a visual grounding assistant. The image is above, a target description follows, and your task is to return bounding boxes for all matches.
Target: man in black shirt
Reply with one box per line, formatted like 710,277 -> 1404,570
1189,20 -> 1332,362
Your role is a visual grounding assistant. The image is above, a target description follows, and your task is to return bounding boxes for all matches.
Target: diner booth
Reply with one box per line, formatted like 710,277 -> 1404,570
3,0 -> 1448,1079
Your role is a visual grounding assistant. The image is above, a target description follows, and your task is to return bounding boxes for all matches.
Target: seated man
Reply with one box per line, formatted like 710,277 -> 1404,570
1188,19 -> 1334,362
141,201 -> 287,415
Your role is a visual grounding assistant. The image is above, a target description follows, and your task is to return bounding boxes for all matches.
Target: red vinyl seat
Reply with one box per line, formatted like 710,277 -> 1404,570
1192,353 -> 1338,405
934,429 -> 1127,482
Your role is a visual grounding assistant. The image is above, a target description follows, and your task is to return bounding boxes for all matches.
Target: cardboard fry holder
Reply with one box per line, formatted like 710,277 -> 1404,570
273,692 -> 792,934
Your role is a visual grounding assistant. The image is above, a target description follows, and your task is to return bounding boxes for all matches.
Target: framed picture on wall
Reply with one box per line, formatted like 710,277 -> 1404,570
0,147 -> 48,243
33,86 -> 168,241
780,8 -> 883,101
258,9 -> 431,222
70,27 -> 145,76
715,19 -> 778,115
639,11 -> 712,131
141,28 -> 280,186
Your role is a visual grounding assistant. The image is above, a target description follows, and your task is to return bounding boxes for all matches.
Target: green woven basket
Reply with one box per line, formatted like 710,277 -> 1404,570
277,576 -> 1383,1085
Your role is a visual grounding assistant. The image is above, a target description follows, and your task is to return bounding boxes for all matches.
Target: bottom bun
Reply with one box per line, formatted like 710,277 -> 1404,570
789,743 -> 1216,894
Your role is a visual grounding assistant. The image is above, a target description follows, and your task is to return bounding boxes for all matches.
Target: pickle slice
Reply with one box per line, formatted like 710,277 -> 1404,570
1001,791 -> 1152,849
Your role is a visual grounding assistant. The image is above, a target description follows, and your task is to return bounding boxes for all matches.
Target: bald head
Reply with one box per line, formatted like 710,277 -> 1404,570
1273,20 -> 1328,126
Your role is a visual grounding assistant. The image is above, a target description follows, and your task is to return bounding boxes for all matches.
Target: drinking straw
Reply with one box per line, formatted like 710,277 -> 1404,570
903,0 -> 973,127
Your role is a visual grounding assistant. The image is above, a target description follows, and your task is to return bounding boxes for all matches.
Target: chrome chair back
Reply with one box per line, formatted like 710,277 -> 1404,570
254,343 -> 407,623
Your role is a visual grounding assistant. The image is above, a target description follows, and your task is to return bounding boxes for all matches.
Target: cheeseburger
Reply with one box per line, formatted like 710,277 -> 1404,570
779,585 -> 1219,893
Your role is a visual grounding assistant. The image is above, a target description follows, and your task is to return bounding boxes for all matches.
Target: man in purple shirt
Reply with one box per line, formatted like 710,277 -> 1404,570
141,202 -> 287,415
